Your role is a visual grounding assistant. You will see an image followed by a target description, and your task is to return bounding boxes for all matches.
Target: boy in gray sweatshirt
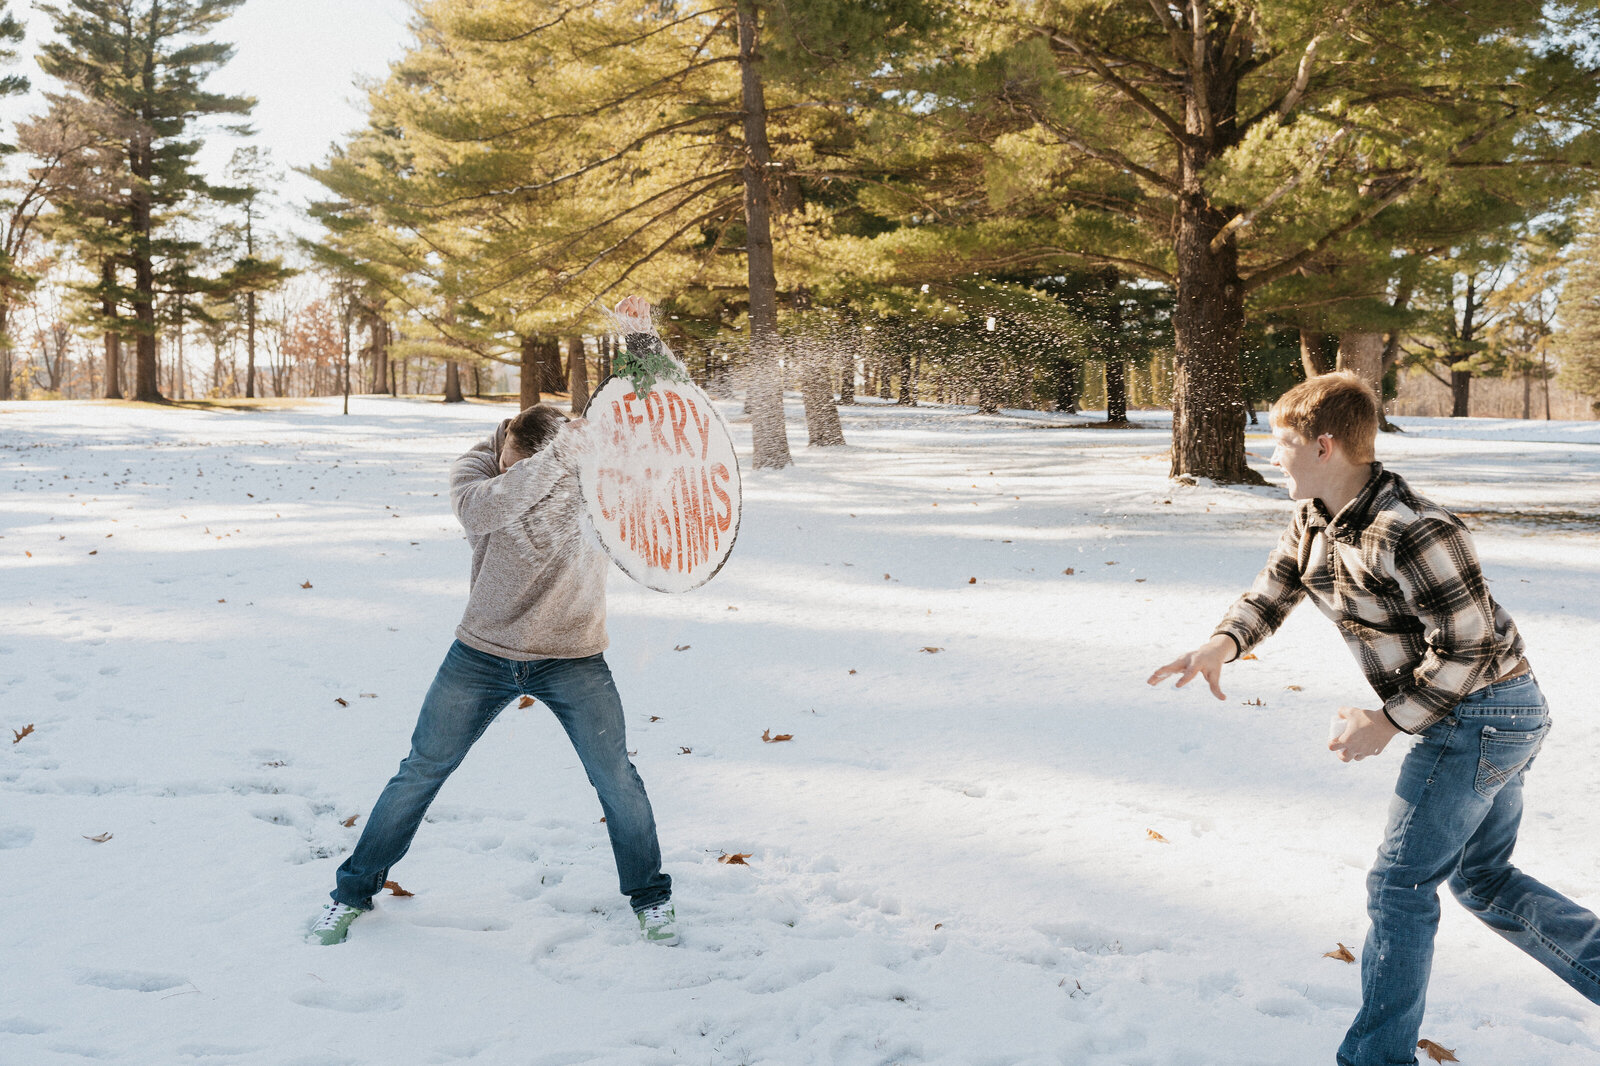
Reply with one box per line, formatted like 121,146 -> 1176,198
310,403 -> 676,946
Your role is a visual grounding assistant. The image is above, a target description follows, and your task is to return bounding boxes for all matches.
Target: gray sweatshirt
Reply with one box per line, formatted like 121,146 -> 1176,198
449,420 -> 609,660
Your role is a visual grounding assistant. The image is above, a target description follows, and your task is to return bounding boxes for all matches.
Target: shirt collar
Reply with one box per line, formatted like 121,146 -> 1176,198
1316,462 -> 1386,539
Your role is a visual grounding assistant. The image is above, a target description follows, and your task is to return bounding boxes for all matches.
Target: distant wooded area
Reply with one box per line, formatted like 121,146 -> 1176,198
3,2 -> 1600,479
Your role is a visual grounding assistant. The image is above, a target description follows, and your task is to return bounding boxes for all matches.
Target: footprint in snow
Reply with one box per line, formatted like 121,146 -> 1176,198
74,968 -> 189,993
251,807 -> 302,828
0,826 -> 34,849
288,987 -> 404,1014
0,1016 -> 56,1035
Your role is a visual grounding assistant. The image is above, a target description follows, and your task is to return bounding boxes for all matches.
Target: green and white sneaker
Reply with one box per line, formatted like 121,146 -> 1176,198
307,902 -> 362,945
636,901 -> 679,946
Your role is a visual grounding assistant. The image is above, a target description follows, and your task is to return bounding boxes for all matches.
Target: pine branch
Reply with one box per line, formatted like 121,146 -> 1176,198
1029,24 -> 1194,148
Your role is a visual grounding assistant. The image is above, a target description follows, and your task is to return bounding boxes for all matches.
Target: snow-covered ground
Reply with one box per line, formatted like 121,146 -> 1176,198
3,395 -> 1598,1066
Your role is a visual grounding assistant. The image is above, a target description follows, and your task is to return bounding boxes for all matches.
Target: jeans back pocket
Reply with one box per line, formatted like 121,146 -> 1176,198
1475,720 -> 1550,799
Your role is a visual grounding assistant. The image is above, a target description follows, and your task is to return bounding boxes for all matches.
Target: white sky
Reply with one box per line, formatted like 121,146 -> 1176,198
11,0 -> 417,243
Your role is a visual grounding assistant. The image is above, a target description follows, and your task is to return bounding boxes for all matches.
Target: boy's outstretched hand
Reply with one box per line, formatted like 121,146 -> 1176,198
1328,706 -> 1401,762
1147,634 -> 1237,700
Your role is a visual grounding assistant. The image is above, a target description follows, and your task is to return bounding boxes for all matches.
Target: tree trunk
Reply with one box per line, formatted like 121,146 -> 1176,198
1106,360 -> 1128,423
1336,332 -> 1385,399
598,333 -> 613,381
1166,37 -> 1255,481
130,128 -> 161,403
1449,369 -> 1470,417
801,352 -> 843,444
1171,185 -> 1251,480
101,261 -> 123,400
897,350 -> 916,406
738,0 -> 792,469
341,304 -> 351,415
566,335 -> 590,414
443,360 -> 464,403
1299,331 -> 1335,377
519,335 -> 541,408
539,337 -> 565,394
370,316 -> 390,394
1449,274 -> 1478,418
0,308 -> 10,401
838,338 -> 856,405
245,290 -> 257,398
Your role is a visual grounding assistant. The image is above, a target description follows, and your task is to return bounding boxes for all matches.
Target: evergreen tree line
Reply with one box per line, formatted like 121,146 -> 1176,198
3,2 -> 1600,477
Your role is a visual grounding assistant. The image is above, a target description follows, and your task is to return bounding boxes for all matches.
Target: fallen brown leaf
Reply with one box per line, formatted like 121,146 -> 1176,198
934,922 -> 943,930
678,746 -> 692,755
674,644 -> 691,652
919,646 -> 943,654
1240,697 -> 1265,707
518,695 -> 535,708
88,550 -> 97,555
967,577 -> 977,584
341,815 -> 358,828
300,580 -> 313,588
848,668 -> 857,675
1417,1039 -> 1459,1063
12,724 -> 34,744
648,715 -> 662,722
1105,560 -> 1118,565
383,880 -> 415,897
761,730 -> 793,743
1241,653 -> 1259,661
1062,567 -> 1075,575
84,832 -> 112,843
1324,943 -> 1356,963
333,697 -> 349,707
359,693 -> 377,699
1146,829 -> 1169,843
1285,684 -> 1304,692
717,852 -> 752,865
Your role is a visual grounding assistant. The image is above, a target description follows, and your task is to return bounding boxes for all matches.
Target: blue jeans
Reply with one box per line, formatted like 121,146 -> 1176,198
333,641 -> 670,913
1338,673 -> 1600,1065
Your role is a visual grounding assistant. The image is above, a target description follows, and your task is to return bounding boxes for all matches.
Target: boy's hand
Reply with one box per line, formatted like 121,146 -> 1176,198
614,295 -> 651,321
1329,706 -> 1401,762
1147,635 -> 1237,700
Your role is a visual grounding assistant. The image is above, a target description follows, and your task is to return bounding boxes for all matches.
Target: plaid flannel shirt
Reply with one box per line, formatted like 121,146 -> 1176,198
1213,463 -> 1524,734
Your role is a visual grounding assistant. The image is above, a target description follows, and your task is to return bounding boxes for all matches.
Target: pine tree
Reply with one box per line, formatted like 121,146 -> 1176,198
1554,202 -> 1600,412
37,0 -> 254,401
313,0 -> 936,459
0,0 -> 33,398
212,148 -> 295,398
922,0 -> 1600,479
0,1 -> 25,112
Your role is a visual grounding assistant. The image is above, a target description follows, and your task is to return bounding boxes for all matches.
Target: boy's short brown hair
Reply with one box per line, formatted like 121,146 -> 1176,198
506,403 -> 568,457
1269,371 -> 1380,462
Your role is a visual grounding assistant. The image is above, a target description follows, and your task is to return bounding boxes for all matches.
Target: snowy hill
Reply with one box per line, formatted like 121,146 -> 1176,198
3,395 -> 1598,1065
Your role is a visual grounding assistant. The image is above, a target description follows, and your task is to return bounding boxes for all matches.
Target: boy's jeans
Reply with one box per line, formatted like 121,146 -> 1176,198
332,641 -> 671,913
1338,673 -> 1600,1065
